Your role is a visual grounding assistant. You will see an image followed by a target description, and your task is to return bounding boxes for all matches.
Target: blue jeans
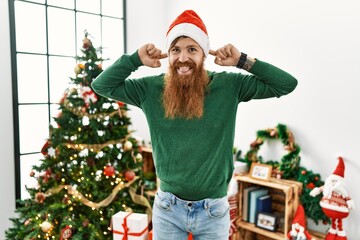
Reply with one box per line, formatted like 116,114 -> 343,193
152,189 -> 230,240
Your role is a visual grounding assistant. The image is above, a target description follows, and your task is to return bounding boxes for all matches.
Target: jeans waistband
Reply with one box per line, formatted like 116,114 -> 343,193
158,188 -> 210,209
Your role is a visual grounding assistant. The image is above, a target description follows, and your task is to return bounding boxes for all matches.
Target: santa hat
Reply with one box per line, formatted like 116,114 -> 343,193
166,10 -> 210,57
332,156 -> 345,178
288,204 -> 313,240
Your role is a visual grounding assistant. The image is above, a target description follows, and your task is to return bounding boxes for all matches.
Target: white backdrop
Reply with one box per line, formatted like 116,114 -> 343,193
126,0 -> 360,238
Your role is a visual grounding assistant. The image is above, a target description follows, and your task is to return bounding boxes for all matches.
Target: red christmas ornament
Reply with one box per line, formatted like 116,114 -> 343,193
306,182 -> 315,189
125,170 -> 135,181
117,101 -> 125,107
60,225 -> 72,240
35,192 -> 46,204
104,165 -> 115,177
301,170 -> 306,175
41,140 -> 50,156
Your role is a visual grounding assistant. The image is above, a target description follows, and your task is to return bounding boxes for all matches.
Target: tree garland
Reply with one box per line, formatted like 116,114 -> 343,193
237,123 -> 329,224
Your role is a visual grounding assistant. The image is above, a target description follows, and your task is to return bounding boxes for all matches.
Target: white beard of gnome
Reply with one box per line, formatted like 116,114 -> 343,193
310,157 -> 355,240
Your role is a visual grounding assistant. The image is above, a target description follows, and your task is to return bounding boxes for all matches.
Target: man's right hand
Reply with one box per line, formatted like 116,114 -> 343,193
138,44 -> 168,68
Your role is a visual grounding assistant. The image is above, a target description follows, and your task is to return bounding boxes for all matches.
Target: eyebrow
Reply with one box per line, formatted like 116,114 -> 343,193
173,44 -> 200,49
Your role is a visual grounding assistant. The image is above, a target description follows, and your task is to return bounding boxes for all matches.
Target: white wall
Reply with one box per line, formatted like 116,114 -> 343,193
0,0 -> 16,238
127,0 -> 360,238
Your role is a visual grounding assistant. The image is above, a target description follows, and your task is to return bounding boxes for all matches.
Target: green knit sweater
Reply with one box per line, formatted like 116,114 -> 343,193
91,51 -> 297,200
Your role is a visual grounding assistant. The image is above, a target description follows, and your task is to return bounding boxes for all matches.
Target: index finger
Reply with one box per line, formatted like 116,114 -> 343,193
159,53 -> 168,59
209,49 -> 216,56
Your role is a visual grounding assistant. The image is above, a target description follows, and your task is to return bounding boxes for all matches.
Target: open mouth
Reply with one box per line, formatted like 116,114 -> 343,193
177,66 -> 192,75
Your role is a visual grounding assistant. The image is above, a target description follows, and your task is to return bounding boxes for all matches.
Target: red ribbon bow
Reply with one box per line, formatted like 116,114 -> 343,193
113,213 -> 148,240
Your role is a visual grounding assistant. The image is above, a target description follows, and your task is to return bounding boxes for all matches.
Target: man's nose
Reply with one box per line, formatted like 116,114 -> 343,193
178,52 -> 189,62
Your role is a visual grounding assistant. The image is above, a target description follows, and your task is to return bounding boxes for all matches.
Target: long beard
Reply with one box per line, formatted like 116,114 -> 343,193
323,177 -> 347,198
163,60 -> 209,119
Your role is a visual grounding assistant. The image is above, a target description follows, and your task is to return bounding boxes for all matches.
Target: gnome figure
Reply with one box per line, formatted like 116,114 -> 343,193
287,204 -> 315,240
310,157 -> 355,240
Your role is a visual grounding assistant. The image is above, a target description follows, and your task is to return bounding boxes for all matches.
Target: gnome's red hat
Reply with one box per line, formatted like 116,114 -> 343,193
332,156 -> 345,178
166,10 -> 210,56
288,204 -> 313,240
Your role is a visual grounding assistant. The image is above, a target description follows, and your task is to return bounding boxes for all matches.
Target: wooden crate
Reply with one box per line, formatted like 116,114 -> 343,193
141,146 -> 156,181
235,174 -> 302,240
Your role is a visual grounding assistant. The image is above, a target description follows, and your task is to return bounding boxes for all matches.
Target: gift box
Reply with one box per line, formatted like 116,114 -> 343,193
112,211 -> 149,240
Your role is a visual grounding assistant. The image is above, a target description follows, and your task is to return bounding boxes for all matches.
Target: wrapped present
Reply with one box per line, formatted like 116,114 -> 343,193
112,211 -> 148,240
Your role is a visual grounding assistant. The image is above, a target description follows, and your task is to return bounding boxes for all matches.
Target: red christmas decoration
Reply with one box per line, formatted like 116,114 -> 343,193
310,157 -> 355,240
306,182 -> 315,189
60,225 -> 72,240
41,140 -> 50,156
42,168 -> 52,184
35,192 -> 46,204
124,170 -> 135,181
117,101 -> 125,107
287,204 -> 314,240
104,165 -> 115,177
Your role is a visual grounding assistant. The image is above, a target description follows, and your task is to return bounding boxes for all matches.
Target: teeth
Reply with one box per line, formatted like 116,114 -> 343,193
178,67 -> 190,73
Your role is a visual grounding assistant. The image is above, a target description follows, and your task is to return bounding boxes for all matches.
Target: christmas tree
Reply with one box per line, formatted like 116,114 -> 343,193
6,31 -> 152,240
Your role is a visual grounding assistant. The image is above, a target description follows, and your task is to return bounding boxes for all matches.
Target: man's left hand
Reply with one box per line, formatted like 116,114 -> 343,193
209,44 -> 241,67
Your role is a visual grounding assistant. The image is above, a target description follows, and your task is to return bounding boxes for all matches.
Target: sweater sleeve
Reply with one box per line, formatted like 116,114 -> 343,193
237,59 -> 298,102
91,51 -> 146,108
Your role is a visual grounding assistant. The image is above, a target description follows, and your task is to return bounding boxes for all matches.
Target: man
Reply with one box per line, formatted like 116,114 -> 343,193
92,10 -> 298,240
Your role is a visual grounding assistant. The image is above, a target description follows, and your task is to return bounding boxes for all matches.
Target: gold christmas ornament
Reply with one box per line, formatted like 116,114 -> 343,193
123,140 -> 133,151
40,220 -> 53,233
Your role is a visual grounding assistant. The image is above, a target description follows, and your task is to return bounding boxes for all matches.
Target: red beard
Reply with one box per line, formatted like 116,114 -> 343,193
163,60 -> 209,119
